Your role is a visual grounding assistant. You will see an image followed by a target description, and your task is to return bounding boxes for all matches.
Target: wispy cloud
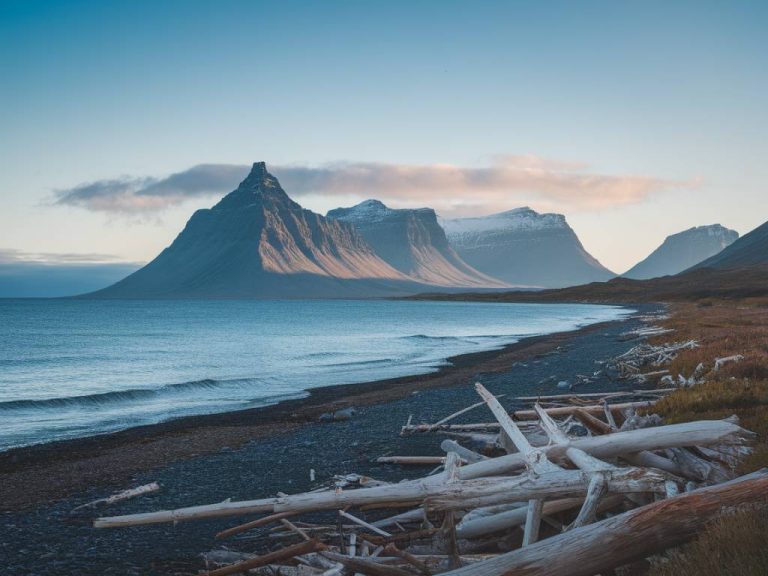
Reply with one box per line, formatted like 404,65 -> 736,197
54,164 -> 248,213
54,157 -> 692,216
0,249 -> 134,265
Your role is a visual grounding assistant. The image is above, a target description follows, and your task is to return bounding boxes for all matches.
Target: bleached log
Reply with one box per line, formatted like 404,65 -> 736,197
714,354 -> 744,371
456,419 -> 752,481
666,447 -> 714,482
620,450 -> 685,478
424,395 -> 506,432
573,409 -> 685,478
372,508 -> 425,529
282,518 -> 312,541
94,421 -> 750,529
602,401 -> 618,430
441,469 -> 768,576
376,456 -> 452,466
71,482 -> 160,512
513,401 -> 653,421
533,403 -> 619,530
457,498 -> 578,539
339,510 -> 392,537
475,384 -> 561,547
425,467 -> 665,511
400,422 -> 539,434
440,440 -> 488,463
456,495 -> 625,539
513,389 -> 674,402
521,499 -> 543,546
565,475 -> 607,530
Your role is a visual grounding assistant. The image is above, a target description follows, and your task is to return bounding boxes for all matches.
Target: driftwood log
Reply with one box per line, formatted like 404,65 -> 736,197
441,469 -> 768,576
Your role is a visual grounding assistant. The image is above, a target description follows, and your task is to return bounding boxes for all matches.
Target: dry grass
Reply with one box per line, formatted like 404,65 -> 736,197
646,301 -> 768,575
650,503 -> 768,576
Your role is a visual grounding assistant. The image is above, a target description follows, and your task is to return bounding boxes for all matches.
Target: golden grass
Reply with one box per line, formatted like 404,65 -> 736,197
650,503 -> 768,576
645,301 -> 768,575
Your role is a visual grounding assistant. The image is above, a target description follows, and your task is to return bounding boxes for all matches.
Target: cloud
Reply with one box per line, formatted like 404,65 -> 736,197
54,157 -> 691,216
55,164 -> 248,213
0,249 -> 135,265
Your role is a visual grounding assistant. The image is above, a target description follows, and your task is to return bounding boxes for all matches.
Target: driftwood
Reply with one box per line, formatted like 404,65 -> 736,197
71,482 -> 160,513
440,469 -> 768,576
714,354 -> 744,371
457,419 -> 751,480
93,419 -> 749,528
512,400 -> 653,421
91,362 -> 759,576
207,538 -> 326,576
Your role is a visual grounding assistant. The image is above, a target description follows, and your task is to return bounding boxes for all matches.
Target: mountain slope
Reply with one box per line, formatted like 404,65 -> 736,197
624,224 -> 738,279
327,200 -> 507,288
87,163 -> 430,298
688,220 -> 768,271
441,208 -> 614,288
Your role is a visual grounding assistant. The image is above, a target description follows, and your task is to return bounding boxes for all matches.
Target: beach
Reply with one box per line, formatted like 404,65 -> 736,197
0,305 -> 653,575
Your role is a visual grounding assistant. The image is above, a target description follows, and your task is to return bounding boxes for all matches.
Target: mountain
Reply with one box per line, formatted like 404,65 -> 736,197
689,220 -> 768,270
0,261 -> 140,298
88,163 -> 435,298
440,207 -> 614,288
326,200 -> 506,288
623,224 -> 739,279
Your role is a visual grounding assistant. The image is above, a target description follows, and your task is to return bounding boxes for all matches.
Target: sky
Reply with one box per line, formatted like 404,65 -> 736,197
1,0 -> 767,284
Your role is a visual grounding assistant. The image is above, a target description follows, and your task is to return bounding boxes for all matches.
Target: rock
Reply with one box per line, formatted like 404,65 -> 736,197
318,407 -> 356,422
332,407 -> 356,421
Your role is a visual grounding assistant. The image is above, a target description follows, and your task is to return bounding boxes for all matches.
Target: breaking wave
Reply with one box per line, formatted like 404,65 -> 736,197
0,378 -> 258,412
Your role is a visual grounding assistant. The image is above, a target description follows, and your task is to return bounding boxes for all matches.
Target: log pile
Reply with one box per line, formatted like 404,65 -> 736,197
605,339 -> 699,382
92,383 -> 761,576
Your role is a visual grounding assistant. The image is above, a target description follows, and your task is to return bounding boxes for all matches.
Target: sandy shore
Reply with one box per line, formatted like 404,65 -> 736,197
1,305 -> 654,575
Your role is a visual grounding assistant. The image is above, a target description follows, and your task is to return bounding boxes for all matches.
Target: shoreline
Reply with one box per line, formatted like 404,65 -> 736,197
0,311 -> 636,512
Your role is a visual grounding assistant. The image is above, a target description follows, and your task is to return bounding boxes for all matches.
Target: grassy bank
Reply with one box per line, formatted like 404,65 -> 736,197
645,300 -> 768,576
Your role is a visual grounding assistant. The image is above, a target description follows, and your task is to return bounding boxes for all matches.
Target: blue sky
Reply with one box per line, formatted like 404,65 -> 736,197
1,0 -> 767,276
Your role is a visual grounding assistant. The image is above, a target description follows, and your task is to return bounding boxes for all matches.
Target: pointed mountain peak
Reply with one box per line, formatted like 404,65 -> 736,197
214,161 -> 298,211
240,161 -> 279,189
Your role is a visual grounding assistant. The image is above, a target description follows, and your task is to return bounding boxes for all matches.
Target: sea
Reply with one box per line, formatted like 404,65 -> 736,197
0,299 -> 631,451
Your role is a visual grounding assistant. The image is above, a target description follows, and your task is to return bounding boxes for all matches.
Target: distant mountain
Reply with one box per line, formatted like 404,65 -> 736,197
88,163 -> 434,298
689,220 -> 768,271
327,200 -> 506,288
440,207 -> 614,288
623,224 -> 738,279
0,261 -> 141,298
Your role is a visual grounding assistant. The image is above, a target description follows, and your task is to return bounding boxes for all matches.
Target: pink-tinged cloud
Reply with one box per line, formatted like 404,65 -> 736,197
54,157 -> 692,216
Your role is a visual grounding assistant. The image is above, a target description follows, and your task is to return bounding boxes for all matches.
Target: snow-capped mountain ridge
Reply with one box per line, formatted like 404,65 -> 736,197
327,200 -> 507,288
331,199 -> 434,224
439,207 -> 567,239
441,207 -> 613,288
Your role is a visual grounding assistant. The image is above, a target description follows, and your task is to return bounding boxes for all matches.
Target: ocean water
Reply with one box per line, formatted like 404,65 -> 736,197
0,299 -> 631,451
